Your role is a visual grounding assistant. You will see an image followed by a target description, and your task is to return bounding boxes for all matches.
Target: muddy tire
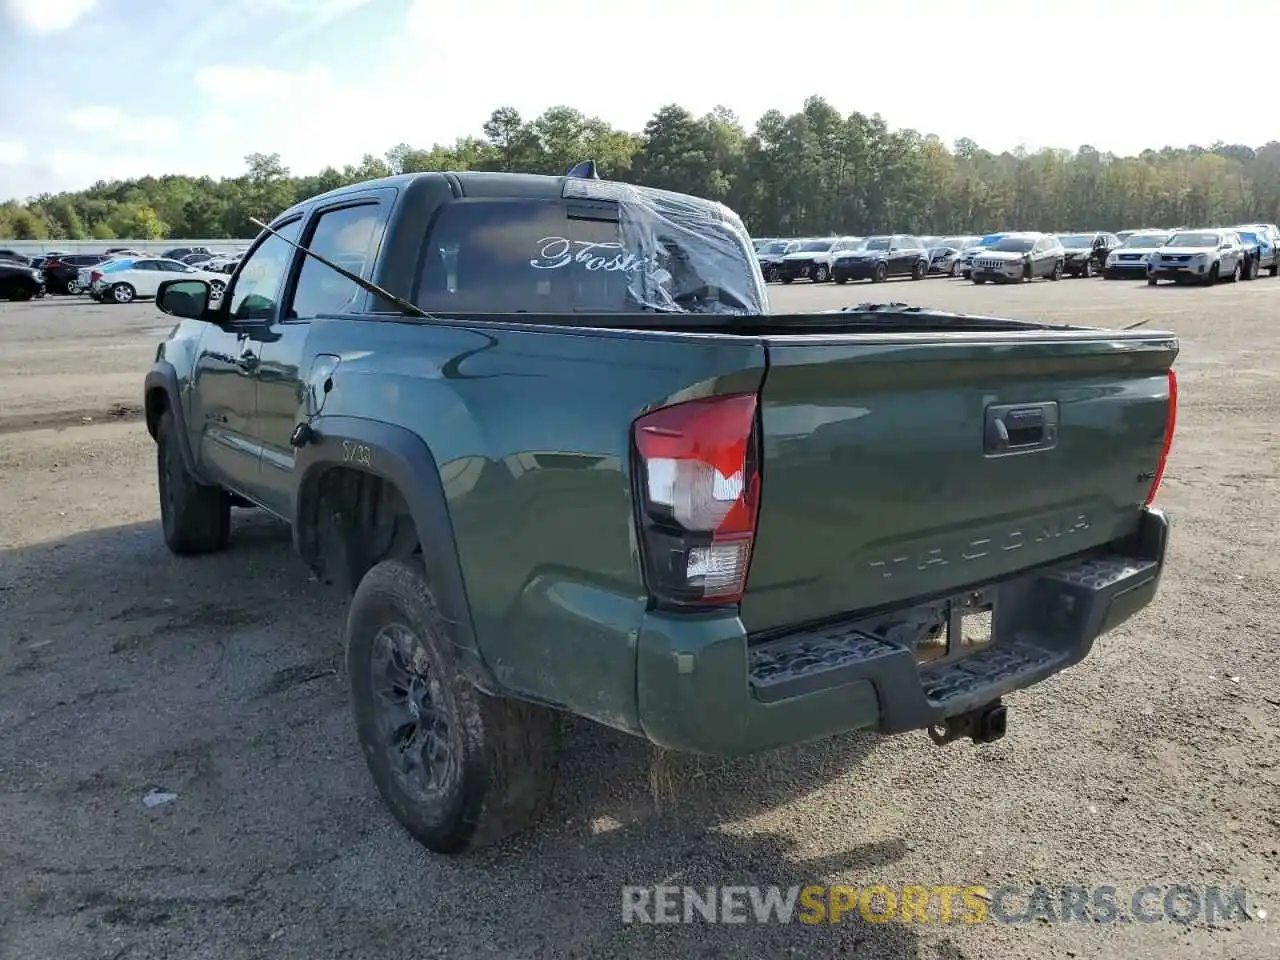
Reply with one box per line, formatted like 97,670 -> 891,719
156,410 -> 231,555
346,558 -> 561,854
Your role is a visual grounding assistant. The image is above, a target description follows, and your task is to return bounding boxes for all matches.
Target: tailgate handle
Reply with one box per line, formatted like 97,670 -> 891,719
985,402 -> 1059,456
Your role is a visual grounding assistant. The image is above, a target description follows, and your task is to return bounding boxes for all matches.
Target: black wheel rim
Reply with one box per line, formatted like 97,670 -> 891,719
372,624 -> 454,797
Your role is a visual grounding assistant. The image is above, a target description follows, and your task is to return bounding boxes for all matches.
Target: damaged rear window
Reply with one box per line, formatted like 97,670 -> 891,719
414,190 -> 765,315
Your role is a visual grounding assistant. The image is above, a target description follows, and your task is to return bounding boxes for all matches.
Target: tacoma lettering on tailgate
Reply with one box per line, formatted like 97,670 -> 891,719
868,514 -> 1092,578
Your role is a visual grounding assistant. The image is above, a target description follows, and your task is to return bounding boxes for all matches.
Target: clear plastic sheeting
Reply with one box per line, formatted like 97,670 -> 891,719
561,178 -> 768,316
415,181 -> 767,317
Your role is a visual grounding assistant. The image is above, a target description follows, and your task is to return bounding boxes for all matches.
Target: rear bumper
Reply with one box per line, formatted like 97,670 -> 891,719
635,508 -> 1169,755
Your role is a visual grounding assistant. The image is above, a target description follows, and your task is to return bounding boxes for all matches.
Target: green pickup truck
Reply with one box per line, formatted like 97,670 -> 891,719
145,167 -> 1178,854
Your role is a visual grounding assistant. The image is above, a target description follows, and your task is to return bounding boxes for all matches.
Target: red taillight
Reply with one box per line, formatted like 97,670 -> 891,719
632,393 -> 761,606
90,271 -> 102,283
1146,368 -> 1177,505
46,259 -> 65,270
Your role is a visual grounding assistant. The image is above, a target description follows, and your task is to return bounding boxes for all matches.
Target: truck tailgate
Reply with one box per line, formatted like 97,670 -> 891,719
740,331 -> 1178,634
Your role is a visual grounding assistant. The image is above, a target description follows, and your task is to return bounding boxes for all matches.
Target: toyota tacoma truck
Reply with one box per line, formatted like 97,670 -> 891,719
144,166 -> 1178,855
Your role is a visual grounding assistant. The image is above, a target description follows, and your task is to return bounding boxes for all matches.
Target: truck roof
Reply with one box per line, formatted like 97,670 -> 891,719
274,171 -> 575,225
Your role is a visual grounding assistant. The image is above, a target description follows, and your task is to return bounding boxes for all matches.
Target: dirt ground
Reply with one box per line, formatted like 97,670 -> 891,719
1,276 -> 1277,959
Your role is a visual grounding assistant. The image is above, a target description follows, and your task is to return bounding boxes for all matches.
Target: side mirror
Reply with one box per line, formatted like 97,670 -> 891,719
157,279 -> 213,320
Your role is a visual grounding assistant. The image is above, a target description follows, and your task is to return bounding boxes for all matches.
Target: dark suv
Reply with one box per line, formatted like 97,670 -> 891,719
831,235 -> 931,283
42,253 -> 108,294
1055,232 -> 1119,278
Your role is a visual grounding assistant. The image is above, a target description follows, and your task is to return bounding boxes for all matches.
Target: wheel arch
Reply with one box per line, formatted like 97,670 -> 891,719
144,362 -> 204,480
292,415 -> 498,694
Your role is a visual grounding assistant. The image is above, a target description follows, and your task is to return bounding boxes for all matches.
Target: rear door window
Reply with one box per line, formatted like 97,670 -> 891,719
290,202 -> 385,319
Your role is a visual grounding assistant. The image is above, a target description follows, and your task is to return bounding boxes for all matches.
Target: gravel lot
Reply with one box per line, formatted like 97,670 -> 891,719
1,277 -> 1277,959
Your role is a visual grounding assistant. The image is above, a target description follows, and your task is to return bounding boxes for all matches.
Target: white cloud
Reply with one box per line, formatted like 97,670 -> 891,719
246,0 -> 371,14
0,140 -> 29,164
194,64 -> 334,104
48,149 -> 160,182
4,0 -> 98,32
65,105 -> 179,146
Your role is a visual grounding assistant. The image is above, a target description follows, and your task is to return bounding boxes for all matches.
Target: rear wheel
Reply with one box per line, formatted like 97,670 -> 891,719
872,261 -> 888,283
1048,261 -> 1063,281
910,259 -> 926,280
110,282 -> 136,304
64,278 -> 81,294
1082,259 -> 1095,278
347,558 -> 561,854
812,264 -> 830,283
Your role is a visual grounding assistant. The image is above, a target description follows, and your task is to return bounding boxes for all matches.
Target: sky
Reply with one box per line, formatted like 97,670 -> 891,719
1,0 -> 1276,202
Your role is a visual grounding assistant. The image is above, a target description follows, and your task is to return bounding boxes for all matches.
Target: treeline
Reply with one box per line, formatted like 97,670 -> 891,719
4,96 -> 1280,241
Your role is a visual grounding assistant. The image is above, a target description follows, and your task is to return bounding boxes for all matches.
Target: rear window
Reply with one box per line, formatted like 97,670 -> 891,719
415,195 -> 763,315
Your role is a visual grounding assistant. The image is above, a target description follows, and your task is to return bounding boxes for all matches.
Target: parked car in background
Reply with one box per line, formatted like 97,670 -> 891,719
42,253 -> 109,294
955,233 -> 1010,279
970,232 -> 1065,283
1103,231 -> 1171,279
204,253 -> 244,274
777,236 -> 864,283
79,254 -> 140,292
161,246 -> 212,261
1055,232 -> 1119,278
91,258 -> 229,304
1231,223 -> 1280,277
1147,229 -> 1247,285
831,235 -> 930,283
928,236 -> 980,275
0,249 -> 32,265
756,239 -> 799,283
0,260 -> 46,300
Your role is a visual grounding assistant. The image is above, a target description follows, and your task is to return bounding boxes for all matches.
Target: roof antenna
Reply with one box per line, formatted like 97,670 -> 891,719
566,160 -> 599,179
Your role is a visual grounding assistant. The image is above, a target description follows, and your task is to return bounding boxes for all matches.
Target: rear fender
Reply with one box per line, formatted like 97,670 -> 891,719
291,415 -> 499,694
